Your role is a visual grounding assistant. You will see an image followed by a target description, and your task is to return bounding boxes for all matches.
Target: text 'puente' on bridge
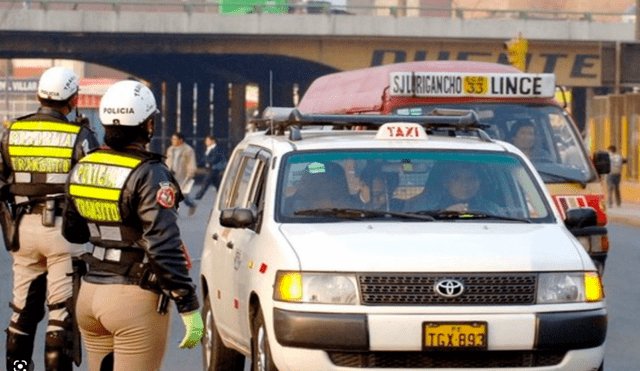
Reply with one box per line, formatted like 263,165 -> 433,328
0,3 -> 636,153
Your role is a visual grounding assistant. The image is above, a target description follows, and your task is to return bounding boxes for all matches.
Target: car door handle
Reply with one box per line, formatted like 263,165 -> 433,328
212,232 -> 219,240
226,241 -> 234,249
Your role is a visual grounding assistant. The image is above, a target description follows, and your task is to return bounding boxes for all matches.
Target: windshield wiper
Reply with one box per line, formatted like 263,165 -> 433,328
412,209 -> 530,223
536,170 -> 587,188
294,208 -> 435,221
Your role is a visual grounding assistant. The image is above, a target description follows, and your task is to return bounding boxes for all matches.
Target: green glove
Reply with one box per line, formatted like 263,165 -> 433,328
179,310 -> 204,349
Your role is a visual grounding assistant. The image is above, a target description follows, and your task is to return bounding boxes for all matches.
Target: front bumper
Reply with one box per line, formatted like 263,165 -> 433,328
273,308 -> 606,369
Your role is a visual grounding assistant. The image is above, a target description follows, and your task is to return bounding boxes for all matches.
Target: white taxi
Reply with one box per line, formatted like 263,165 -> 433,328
199,109 -> 606,371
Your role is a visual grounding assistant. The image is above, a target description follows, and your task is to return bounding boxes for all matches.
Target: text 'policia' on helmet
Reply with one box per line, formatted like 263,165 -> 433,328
37,66 -> 79,101
99,80 -> 159,127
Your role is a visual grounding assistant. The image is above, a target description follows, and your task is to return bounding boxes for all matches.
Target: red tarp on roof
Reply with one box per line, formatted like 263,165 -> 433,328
297,61 -> 521,114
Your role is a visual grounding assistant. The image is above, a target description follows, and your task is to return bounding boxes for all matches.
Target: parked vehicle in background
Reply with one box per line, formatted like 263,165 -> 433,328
199,110 -> 607,371
297,60 -> 611,274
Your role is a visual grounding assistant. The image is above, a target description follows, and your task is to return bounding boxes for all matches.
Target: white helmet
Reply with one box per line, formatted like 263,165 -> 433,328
99,80 -> 158,127
37,66 -> 79,101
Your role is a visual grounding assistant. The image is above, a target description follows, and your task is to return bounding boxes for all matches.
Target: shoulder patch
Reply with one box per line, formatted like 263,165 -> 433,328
156,181 -> 177,208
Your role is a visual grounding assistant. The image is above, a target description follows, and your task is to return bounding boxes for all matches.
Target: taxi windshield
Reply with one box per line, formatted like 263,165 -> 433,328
393,103 -> 595,184
277,151 -> 555,223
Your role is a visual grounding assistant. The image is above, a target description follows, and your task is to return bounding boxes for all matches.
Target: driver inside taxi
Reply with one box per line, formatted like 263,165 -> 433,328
508,121 -> 552,162
439,164 -> 501,214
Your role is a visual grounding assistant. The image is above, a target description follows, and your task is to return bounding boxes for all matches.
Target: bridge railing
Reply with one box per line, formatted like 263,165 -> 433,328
0,0 -> 631,23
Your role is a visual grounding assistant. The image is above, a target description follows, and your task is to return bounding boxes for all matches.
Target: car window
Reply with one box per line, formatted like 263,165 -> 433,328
277,150 -> 554,223
247,159 -> 268,232
228,156 -> 258,209
217,151 -> 243,210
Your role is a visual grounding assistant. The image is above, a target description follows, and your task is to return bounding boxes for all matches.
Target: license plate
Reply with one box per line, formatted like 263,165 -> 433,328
423,322 -> 487,350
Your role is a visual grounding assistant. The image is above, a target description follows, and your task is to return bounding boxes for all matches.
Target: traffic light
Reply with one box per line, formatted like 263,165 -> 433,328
505,36 -> 528,71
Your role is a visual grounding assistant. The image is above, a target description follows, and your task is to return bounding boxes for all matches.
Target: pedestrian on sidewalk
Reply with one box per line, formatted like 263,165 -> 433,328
607,145 -> 627,208
194,136 -> 227,200
165,133 -> 198,215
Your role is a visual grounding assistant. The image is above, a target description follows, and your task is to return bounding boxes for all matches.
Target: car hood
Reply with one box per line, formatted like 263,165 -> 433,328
278,222 -> 587,272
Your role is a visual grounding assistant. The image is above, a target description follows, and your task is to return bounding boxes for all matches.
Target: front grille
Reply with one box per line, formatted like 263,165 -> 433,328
328,351 -> 566,368
359,273 -> 536,305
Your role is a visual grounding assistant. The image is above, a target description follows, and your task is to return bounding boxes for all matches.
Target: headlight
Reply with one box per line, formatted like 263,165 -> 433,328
537,272 -> 604,303
274,271 -> 359,305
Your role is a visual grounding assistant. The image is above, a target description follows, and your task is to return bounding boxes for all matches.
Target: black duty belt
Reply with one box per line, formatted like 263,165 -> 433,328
25,202 -> 62,216
82,247 -> 150,284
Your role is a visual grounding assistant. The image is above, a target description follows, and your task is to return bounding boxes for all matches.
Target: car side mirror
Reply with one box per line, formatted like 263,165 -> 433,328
220,208 -> 256,229
565,207 -> 598,229
592,151 -> 610,175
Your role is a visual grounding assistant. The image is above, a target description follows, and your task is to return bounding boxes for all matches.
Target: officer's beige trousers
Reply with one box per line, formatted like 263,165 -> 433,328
10,214 -> 86,333
76,281 -> 171,371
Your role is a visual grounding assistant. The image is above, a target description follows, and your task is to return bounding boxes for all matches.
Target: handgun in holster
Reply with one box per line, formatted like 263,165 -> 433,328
138,266 -> 170,315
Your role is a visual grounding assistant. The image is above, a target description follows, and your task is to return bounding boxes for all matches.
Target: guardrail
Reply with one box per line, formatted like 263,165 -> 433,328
0,0 -> 631,23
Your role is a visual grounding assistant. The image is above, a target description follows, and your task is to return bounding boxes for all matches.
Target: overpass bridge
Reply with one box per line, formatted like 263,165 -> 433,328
0,3 -> 636,153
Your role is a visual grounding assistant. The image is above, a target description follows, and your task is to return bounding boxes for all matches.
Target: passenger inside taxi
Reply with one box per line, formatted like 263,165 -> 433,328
358,166 -> 403,212
285,161 -> 359,214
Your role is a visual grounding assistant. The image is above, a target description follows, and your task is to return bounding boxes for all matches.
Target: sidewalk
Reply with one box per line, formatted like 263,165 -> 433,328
606,181 -> 640,227
606,202 -> 640,227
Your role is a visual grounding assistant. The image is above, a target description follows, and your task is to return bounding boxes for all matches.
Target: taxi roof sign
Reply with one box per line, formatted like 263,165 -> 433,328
375,123 -> 428,140
389,72 -> 556,98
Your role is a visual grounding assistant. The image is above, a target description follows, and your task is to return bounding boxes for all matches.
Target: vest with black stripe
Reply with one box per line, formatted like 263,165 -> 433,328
68,150 -> 146,247
8,120 -> 81,196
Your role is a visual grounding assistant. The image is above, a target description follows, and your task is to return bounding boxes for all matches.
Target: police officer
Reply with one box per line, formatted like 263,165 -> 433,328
0,66 -> 99,370
62,80 -> 203,371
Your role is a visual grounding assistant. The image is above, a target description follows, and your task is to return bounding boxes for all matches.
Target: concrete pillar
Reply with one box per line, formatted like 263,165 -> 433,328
229,83 -> 246,150
193,81 -> 211,156
148,79 -> 165,154
271,81 -> 294,108
258,80 -> 270,117
178,81 -> 195,147
212,79 -> 230,155
571,87 -> 587,134
162,80 -> 179,153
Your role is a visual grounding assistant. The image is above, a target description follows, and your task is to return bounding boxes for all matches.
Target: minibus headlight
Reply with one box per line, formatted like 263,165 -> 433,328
537,272 -> 603,303
274,271 -> 359,305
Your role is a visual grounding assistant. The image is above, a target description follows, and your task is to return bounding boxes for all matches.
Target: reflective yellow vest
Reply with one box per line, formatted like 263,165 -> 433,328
8,120 -> 81,195
68,151 -> 143,223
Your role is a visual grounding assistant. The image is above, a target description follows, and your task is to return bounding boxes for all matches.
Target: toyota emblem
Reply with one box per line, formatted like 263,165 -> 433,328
434,279 -> 465,298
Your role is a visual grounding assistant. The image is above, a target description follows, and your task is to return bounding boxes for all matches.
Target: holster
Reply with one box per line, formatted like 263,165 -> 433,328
0,201 -> 26,252
68,257 -> 87,366
137,265 -> 169,314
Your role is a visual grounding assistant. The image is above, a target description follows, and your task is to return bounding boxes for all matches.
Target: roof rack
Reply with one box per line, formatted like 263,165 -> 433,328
255,107 -> 492,142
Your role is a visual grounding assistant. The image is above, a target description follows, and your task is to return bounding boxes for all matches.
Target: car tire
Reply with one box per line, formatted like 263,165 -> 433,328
201,294 -> 245,371
251,308 -> 279,371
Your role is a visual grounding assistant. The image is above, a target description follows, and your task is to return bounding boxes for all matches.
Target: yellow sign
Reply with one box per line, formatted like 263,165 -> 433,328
463,76 -> 489,95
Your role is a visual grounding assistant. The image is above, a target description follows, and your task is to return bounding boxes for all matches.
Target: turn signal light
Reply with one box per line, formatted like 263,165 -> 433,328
278,273 -> 302,301
584,272 -> 604,302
